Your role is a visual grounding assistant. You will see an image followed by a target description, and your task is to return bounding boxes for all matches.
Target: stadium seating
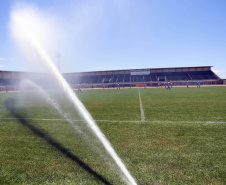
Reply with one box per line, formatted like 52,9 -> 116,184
0,67 -> 221,88
63,70 -> 219,84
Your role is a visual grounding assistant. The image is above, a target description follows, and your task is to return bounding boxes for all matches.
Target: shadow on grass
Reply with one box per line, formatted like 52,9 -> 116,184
4,98 -> 112,185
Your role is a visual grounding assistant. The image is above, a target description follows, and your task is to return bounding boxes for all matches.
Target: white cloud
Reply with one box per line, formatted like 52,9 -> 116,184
0,58 -> 5,61
213,69 -> 226,79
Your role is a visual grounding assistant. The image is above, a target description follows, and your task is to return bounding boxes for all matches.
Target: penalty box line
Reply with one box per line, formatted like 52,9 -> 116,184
138,89 -> 145,122
1,118 -> 225,124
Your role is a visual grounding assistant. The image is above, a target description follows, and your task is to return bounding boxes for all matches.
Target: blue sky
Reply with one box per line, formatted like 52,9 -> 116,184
0,0 -> 226,78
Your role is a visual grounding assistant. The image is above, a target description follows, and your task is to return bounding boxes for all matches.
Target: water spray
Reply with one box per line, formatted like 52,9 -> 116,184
20,80 -> 116,162
11,8 -> 137,185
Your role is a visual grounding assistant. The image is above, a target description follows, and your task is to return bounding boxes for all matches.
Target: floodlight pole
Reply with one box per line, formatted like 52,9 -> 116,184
56,52 -> 61,72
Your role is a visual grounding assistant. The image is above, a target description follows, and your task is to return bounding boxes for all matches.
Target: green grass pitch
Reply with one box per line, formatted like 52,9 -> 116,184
0,86 -> 225,184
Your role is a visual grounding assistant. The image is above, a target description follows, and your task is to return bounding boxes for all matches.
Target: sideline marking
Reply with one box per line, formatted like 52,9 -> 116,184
138,89 -> 145,122
0,118 -> 225,124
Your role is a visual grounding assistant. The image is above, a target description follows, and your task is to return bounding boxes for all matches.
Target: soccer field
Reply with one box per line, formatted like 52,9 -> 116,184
0,86 -> 226,184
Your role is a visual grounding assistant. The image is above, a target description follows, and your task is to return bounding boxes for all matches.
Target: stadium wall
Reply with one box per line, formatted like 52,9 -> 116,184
70,79 -> 222,89
223,79 -> 226,85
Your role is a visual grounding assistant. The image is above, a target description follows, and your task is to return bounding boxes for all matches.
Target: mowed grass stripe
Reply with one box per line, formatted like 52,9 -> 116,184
78,88 -> 141,121
139,86 -> 226,122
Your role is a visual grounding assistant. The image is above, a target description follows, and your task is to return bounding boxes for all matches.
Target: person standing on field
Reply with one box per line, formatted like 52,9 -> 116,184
117,83 -> 120,90
78,84 -> 82,92
197,81 -> 200,88
167,81 -> 170,90
187,80 -> 189,88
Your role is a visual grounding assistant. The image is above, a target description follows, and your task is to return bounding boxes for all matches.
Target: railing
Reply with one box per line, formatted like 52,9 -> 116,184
70,79 -> 223,89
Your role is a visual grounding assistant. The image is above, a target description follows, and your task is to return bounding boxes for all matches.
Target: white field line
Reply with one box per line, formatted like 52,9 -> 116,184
0,117 -> 225,124
138,89 -> 145,122
0,118 -> 225,124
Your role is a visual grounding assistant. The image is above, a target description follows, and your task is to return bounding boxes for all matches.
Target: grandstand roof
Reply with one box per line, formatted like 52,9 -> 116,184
64,66 -> 214,76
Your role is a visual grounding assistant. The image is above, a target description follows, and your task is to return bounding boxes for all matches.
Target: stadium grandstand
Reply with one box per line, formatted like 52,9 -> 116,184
0,66 -> 222,91
63,66 -> 222,88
